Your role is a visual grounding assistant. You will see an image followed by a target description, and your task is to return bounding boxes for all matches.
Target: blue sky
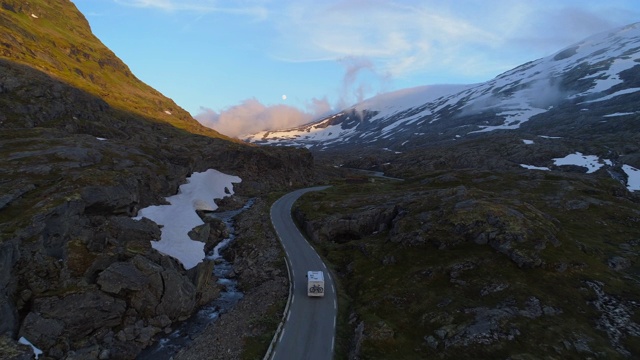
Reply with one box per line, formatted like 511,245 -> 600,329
71,0 -> 640,137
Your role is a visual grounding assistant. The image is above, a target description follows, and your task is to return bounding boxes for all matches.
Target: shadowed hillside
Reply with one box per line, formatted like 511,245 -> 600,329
0,1 -> 315,358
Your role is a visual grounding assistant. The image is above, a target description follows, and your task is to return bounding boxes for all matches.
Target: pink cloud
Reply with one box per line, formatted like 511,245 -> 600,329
195,97 -> 332,138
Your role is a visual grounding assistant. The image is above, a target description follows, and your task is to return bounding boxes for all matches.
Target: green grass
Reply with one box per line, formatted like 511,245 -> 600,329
241,298 -> 285,360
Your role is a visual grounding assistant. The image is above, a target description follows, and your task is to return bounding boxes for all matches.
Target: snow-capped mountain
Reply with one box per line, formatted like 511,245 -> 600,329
245,23 -> 640,152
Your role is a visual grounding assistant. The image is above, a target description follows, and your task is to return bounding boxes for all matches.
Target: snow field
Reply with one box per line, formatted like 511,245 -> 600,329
133,169 -> 242,270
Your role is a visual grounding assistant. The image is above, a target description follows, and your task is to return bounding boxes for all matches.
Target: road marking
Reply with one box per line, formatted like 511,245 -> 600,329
268,186 -> 336,360
334,299 -> 337,310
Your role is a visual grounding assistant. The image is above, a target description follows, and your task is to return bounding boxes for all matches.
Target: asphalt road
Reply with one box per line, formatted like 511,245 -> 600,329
269,186 -> 336,360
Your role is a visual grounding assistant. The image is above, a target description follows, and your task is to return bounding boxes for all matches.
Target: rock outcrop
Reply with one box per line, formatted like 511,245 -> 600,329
291,167 -> 640,359
293,185 -> 560,269
294,205 -> 399,243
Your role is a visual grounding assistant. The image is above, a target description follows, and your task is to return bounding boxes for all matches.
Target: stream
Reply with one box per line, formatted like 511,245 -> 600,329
137,198 -> 255,359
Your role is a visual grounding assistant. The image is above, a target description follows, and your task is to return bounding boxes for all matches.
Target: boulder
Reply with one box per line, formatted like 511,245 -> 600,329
18,312 -> 64,350
608,256 -> 631,271
39,200 -> 86,259
128,256 -> 166,317
157,269 -> 197,321
21,289 -> 126,341
189,223 -> 211,243
126,255 -> 197,321
188,260 -> 220,307
97,261 -> 149,294
106,216 -> 159,255
298,205 -> 399,243
81,182 -> 138,216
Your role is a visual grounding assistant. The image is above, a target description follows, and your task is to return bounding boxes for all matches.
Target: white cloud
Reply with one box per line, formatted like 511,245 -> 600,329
272,0 -> 639,80
274,1 -> 507,77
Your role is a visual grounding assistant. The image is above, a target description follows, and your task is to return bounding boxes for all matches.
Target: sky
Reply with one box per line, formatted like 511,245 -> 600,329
70,0 -> 640,138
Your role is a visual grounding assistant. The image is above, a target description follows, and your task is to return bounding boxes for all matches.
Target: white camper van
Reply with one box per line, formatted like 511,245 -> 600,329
307,271 -> 325,297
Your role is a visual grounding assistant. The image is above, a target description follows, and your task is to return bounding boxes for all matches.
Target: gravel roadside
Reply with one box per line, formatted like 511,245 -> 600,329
173,198 -> 289,360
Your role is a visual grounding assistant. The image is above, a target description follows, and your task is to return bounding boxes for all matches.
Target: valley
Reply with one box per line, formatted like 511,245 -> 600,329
1,1 -> 639,359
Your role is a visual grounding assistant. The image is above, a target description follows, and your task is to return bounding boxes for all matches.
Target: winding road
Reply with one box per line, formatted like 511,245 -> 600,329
268,186 -> 336,360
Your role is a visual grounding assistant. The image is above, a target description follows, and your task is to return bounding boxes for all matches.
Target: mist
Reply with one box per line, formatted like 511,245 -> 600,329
336,56 -> 390,110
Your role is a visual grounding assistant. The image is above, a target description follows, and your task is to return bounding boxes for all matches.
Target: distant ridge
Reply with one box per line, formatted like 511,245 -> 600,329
246,22 -> 640,154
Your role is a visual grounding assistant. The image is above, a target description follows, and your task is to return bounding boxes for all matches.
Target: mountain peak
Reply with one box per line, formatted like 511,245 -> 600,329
246,22 -> 640,155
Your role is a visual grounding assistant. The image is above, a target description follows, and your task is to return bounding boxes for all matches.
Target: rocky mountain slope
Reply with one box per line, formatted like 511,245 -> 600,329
0,1 -> 314,358
294,170 -> 640,358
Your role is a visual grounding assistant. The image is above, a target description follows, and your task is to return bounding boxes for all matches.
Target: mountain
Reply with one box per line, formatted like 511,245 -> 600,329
247,23 -> 640,359
0,1 -> 314,358
246,23 -> 640,160
0,0 -> 227,138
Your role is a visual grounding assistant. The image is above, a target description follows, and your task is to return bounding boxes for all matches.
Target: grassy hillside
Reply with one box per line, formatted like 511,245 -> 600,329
0,0 -> 230,139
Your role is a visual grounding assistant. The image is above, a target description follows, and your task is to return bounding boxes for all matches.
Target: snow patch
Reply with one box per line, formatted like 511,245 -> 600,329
582,88 -> 640,104
520,164 -> 550,171
19,337 -> 42,359
469,106 -> 547,133
134,169 -> 241,270
552,152 -> 610,173
622,164 -> 640,192
603,112 -> 638,117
